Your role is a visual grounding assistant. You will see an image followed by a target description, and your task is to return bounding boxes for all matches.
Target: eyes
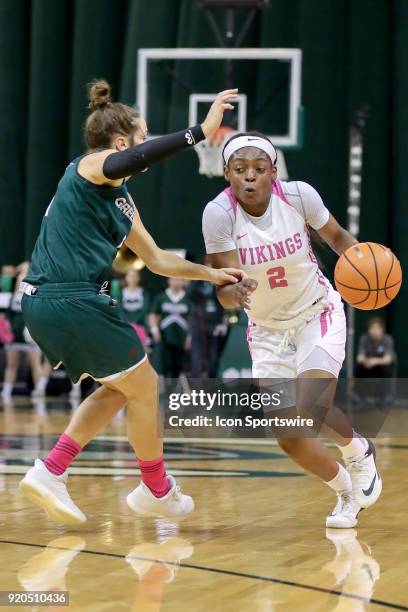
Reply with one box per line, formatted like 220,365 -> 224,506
233,166 -> 267,174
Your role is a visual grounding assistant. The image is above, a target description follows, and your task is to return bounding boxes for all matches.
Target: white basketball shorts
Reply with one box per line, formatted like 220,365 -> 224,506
247,299 -> 346,379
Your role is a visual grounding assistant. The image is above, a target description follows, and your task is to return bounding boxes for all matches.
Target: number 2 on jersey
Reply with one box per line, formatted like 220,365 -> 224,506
267,266 -> 288,289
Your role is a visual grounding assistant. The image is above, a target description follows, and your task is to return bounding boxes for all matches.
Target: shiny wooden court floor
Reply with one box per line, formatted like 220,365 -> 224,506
0,398 -> 407,611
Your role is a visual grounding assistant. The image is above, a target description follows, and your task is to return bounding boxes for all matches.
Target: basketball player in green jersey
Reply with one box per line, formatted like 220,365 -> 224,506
19,80 -> 243,524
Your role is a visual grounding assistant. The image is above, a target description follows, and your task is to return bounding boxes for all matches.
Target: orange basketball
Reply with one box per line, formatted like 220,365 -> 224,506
334,242 -> 402,310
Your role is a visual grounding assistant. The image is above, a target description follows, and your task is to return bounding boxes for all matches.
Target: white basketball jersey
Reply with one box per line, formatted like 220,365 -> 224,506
202,180 -> 340,330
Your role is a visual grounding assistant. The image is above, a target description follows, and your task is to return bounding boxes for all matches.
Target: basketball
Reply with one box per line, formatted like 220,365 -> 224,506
334,242 -> 402,310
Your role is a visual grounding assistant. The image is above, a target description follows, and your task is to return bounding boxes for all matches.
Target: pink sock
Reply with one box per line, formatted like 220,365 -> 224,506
44,433 -> 82,475
138,456 -> 171,498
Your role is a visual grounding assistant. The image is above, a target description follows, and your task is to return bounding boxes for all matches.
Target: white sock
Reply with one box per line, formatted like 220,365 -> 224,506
337,434 -> 368,460
35,376 -> 48,393
2,382 -> 13,397
325,462 -> 352,493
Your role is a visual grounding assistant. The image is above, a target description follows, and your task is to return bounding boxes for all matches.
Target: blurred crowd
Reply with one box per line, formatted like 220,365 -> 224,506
0,262 -> 232,401
0,263 -> 397,406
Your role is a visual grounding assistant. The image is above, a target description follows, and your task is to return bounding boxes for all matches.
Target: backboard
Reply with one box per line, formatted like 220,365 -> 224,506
136,48 -> 303,150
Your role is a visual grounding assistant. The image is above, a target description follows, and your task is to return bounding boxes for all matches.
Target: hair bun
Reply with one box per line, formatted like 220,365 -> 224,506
88,79 -> 112,110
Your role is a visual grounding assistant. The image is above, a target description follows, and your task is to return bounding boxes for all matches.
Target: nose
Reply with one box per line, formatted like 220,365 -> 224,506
245,170 -> 256,182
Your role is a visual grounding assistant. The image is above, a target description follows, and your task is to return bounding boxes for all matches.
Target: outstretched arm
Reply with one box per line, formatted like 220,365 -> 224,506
78,89 -> 237,185
102,125 -> 204,179
125,210 -> 244,286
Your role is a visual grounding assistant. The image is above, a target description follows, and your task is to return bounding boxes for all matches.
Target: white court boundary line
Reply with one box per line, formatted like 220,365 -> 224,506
1,466 -> 248,476
98,435 -> 280,446
97,435 -> 337,448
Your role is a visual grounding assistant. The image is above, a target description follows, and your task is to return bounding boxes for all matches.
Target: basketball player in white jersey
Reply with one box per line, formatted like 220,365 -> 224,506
202,132 -> 382,528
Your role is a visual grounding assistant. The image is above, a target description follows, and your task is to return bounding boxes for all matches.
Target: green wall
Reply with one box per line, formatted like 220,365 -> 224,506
0,0 -> 406,370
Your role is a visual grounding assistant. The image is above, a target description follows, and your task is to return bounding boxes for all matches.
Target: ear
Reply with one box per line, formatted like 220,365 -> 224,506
113,135 -> 129,151
271,165 -> 278,180
224,164 -> 230,182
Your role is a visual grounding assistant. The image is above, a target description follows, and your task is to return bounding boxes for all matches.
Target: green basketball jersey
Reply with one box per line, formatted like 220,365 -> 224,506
26,156 -> 135,285
153,289 -> 191,345
120,287 -> 151,326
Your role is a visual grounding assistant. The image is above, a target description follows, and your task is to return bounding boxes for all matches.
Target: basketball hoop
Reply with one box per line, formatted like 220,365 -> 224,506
195,127 -> 289,180
195,126 -> 235,178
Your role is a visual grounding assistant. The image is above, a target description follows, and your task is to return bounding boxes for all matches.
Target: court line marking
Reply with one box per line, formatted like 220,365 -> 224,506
97,435 -> 280,445
1,539 -> 406,611
0,466 -> 245,476
95,435 -> 408,449
0,464 -> 303,478
2,433 -> 407,450
0,448 -> 261,460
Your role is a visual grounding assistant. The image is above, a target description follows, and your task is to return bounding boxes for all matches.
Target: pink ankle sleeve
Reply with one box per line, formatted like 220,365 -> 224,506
138,455 -> 170,498
44,433 -> 82,476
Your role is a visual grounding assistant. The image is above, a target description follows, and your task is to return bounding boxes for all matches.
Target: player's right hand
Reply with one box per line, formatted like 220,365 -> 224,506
210,267 -> 246,286
201,89 -> 238,139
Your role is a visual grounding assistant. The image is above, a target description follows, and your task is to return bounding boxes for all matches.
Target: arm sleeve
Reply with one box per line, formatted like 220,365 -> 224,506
293,181 -> 330,230
103,125 -> 205,179
202,202 -> 235,254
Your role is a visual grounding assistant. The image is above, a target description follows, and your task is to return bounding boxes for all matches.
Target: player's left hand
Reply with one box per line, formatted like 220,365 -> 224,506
233,278 -> 258,308
201,89 -> 238,139
210,267 -> 246,286
212,277 -> 257,309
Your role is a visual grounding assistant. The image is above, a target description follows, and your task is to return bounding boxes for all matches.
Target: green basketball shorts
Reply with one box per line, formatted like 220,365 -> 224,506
21,282 -> 146,383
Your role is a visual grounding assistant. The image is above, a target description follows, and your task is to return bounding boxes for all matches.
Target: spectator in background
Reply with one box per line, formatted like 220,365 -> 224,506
0,265 -> 16,292
32,359 -> 82,400
355,317 -> 395,406
0,310 -> 13,346
120,269 -> 151,327
120,269 -> 151,352
187,259 -> 229,377
149,278 -> 191,379
1,263 -> 43,402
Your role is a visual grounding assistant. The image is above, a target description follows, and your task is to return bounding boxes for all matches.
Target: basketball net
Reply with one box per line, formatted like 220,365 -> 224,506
195,126 -> 288,179
195,126 -> 234,178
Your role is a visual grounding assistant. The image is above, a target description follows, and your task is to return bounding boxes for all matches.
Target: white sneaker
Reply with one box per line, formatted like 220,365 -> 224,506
127,475 -> 194,520
19,459 -> 86,525
326,492 -> 362,528
346,439 -> 382,508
